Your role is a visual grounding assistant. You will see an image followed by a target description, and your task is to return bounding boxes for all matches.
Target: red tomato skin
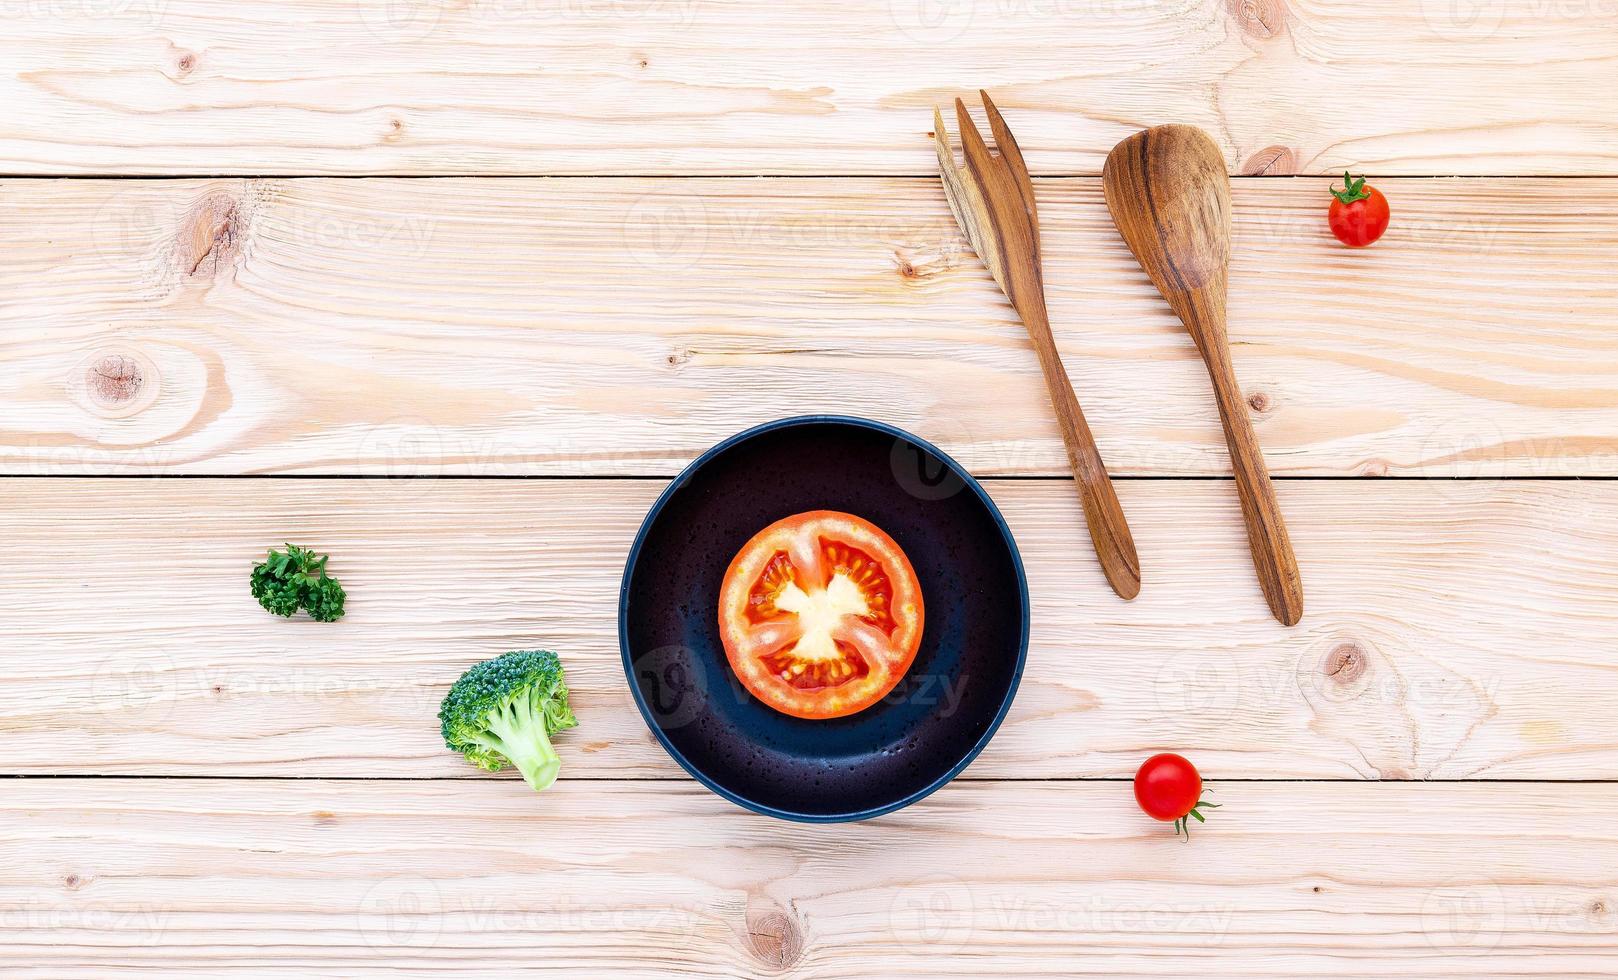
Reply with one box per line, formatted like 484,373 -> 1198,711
1133,753 -> 1202,821
1328,185 -> 1390,247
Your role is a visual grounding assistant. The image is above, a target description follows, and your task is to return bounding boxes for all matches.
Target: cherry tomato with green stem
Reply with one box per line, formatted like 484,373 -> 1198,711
1328,171 -> 1390,247
1134,753 -> 1220,840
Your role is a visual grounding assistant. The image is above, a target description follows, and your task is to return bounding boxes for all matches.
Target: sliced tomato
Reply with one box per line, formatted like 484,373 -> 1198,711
718,510 -> 924,720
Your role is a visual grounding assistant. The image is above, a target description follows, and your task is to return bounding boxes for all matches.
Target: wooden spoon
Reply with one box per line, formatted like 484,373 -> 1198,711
1102,125 -> 1303,626
935,93 -> 1140,600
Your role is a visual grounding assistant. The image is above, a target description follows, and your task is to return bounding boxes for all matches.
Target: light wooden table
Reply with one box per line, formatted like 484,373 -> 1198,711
4,1 -> 1618,975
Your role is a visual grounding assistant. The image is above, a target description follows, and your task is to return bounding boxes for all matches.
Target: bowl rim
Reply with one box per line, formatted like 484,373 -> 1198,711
617,414 -> 1031,822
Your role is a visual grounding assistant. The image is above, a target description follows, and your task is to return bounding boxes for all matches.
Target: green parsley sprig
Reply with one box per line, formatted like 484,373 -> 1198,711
251,544 -> 346,622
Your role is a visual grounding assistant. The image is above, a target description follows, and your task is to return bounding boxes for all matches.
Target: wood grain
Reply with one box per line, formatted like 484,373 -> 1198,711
1105,124 -> 1302,625
3,177 -> 1617,477
2,1 -> 1617,175
938,94 -> 1139,600
2,778 -> 1614,977
4,477 -> 1615,780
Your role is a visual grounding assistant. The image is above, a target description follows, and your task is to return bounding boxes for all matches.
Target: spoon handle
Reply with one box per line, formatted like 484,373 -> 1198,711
1200,341 -> 1304,626
1020,301 -> 1142,600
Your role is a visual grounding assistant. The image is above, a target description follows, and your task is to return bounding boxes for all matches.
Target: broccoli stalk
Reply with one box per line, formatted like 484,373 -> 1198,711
439,650 -> 577,792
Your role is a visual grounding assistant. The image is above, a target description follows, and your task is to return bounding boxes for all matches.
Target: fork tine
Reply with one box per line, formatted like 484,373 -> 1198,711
931,106 -> 956,175
954,97 -> 995,178
981,90 -> 1037,228
933,106 -> 974,248
935,103 -> 1001,290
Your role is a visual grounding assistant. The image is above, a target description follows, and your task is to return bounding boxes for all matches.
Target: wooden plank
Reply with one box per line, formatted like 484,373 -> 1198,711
3,477 -> 1615,780
2,1 -> 1616,176
2,778 -> 1614,977
4,177 -> 1616,477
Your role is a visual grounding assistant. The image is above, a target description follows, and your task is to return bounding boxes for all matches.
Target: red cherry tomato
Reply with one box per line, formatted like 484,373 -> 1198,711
1328,172 -> 1389,247
1133,753 -> 1219,839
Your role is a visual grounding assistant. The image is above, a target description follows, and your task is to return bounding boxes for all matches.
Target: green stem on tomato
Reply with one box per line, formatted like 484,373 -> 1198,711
1331,171 -> 1371,204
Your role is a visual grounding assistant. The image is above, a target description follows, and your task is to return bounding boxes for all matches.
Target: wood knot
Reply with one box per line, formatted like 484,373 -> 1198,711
74,349 -> 161,418
1299,639 -> 1377,705
312,811 -> 338,827
1240,145 -> 1296,176
383,117 -> 406,143
1591,898 -> 1610,918
63,874 -> 85,890
181,192 -> 243,278
665,349 -> 691,368
87,354 -> 144,405
1225,0 -> 1287,39
1247,391 -> 1272,413
1324,643 -> 1369,686
745,903 -> 805,971
176,52 -> 197,74
893,244 -> 953,282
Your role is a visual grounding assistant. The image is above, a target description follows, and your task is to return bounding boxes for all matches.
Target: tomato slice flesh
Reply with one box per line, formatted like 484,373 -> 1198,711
760,641 -> 871,691
719,511 -> 924,720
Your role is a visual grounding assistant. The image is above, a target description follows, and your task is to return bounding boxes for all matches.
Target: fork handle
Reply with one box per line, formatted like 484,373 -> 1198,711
1019,302 -> 1141,600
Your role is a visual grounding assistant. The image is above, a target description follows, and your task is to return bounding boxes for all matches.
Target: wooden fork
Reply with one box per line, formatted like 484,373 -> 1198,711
934,91 -> 1141,600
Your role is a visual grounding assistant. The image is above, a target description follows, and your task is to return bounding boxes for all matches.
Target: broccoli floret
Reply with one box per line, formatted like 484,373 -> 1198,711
251,544 -> 346,623
439,650 -> 577,792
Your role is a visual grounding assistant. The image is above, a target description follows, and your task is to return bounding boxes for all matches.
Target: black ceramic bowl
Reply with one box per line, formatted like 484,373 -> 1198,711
619,416 -> 1029,821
